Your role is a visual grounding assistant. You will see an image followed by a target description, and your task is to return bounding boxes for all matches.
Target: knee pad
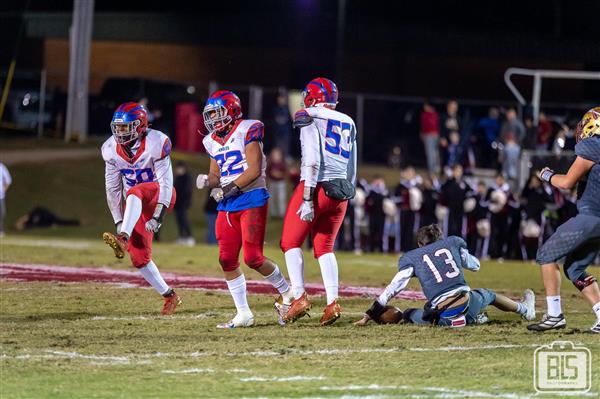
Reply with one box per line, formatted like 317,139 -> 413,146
219,257 -> 239,272
573,274 -> 597,291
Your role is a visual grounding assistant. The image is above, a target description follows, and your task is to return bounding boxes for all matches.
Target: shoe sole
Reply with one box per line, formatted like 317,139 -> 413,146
527,323 -> 566,332
216,319 -> 255,329
283,303 -> 312,323
320,312 -> 341,326
103,233 -> 125,259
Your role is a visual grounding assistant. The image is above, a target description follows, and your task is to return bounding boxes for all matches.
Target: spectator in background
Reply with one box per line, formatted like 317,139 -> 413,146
267,147 -> 287,218
173,161 -> 195,246
288,165 -> 301,189
388,145 -> 403,170
440,164 -> 467,237
419,175 -> 439,227
0,162 -> 12,236
500,132 -> 521,190
204,191 -> 218,245
366,176 -> 387,253
523,116 -> 536,149
521,173 -> 553,260
476,107 -> 501,168
419,100 -> 440,174
501,108 -> 525,144
440,100 -> 465,167
272,94 -> 293,159
15,207 -> 80,231
536,111 -> 553,150
446,131 -> 461,167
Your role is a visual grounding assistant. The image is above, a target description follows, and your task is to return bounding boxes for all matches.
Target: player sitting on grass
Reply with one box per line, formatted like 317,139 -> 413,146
355,224 -> 535,327
101,102 -> 181,316
528,106 -> 600,334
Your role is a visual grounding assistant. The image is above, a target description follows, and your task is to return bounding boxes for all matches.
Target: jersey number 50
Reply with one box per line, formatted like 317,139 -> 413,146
325,119 -> 351,159
121,168 -> 154,186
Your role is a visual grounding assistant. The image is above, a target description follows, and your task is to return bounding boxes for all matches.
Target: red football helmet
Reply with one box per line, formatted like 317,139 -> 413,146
302,77 -> 338,109
203,90 -> 242,135
110,102 -> 149,145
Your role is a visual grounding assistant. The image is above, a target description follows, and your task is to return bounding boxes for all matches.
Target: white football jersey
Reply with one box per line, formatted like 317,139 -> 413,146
202,119 -> 267,192
295,106 -> 357,187
101,129 -> 173,223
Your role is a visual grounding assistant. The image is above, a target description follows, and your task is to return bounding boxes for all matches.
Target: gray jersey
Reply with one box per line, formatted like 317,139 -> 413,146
575,136 -> 600,217
398,236 -> 473,304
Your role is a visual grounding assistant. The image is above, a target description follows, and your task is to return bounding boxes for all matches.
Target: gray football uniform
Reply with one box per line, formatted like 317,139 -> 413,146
537,136 -> 600,287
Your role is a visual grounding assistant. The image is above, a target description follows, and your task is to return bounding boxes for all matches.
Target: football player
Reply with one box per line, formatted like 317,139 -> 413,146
355,224 -> 535,327
196,90 -> 294,328
528,107 -> 600,333
281,77 -> 358,326
101,102 -> 181,315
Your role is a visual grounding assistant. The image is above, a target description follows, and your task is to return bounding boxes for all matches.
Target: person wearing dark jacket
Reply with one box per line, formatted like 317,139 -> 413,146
173,161 -> 195,246
440,165 -> 467,237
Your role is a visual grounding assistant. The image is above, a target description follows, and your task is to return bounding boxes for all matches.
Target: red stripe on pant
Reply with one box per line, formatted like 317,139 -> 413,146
125,182 -> 177,268
280,181 -> 347,258
215,204 -> 268,272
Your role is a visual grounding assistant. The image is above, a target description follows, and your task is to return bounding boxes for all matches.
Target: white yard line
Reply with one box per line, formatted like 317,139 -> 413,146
162,368 -> 214,374
240,376 -> 326,382
1,238 -> 96,249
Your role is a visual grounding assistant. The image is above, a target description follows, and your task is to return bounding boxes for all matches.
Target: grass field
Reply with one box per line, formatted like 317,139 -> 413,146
1,144 -> 599,398
2,237 -> 599,399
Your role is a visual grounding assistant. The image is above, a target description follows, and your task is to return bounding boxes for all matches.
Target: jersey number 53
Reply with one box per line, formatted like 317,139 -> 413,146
325,119 -> 351,159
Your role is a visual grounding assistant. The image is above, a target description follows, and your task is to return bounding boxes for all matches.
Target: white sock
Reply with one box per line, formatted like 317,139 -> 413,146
139,260 -> 170,295
284,248 -> 305,299
592,301 -> 600,320
264,265 -> 293,304
546,295 -> 562,317
120,195 -> 142,238
515,302 -> 527,315
226,273 -> 251,314
318,253 -> 339,305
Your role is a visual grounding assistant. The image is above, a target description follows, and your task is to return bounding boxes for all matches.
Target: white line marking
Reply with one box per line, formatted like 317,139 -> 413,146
1,238 -> 94,249
240,376 -> 326,382
162,368 -> 214,374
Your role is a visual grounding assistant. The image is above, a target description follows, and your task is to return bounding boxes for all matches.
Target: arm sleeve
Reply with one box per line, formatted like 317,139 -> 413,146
346,124 -> 357,185
300,123 -> 321,188
154,155 -> 173,207
104,160 -> 124,224
460,247 -> 481,272
377,267 -> 414,305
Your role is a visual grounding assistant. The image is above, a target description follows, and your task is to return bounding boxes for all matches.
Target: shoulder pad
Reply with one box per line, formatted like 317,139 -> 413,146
293,110 -> 314,128
575,136 -> 600,163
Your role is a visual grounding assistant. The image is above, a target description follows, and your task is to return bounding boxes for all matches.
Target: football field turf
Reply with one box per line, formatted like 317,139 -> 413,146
1,237 -> 599,398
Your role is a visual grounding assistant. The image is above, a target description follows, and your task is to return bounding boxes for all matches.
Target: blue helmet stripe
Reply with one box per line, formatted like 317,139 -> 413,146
308,81 -> 330,103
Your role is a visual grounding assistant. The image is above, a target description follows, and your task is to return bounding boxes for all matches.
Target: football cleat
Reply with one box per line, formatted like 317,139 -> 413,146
474,312 -> 489,325
527,313 -> 566,332
217,311 -> 255,329
320,299 -> 342,326
283,292 -> 312,323
521,289 -> 536,321
590,319 -> 600,334
161,290 -> 181,316
102,232 -> 128,259
273,295 -> 290,326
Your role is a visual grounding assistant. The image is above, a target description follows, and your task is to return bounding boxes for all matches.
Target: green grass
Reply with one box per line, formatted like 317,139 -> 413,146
1,141 -> 599,398
1,238 -> 600,398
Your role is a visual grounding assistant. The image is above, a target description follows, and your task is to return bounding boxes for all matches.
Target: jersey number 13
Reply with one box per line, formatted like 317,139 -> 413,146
423,249 -> 460,283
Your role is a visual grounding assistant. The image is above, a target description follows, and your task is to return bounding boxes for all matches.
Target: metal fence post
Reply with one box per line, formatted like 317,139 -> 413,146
37,69 -> 46,139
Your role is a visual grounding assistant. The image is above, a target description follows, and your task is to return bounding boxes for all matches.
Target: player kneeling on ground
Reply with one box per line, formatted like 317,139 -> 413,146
101,102 -> 181,315
528,106 -> 600,334
355,224 -> 535,327
197,90 -> 294,329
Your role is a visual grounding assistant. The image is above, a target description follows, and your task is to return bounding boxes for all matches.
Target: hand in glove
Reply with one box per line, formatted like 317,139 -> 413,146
296,200 -> 314,222
145,204 -> 166,233
210,188 -> 224,202
196,174 -> 209,189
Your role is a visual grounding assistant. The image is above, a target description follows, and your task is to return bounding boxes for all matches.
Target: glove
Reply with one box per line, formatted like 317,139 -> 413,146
145,204 -> 166,233
222,182 -> 241,199
296,200 -> 314,222
196,174 -> 209,189
539,167 -> 555,183
210,188 -> 224,202
364,300 -> 387,324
